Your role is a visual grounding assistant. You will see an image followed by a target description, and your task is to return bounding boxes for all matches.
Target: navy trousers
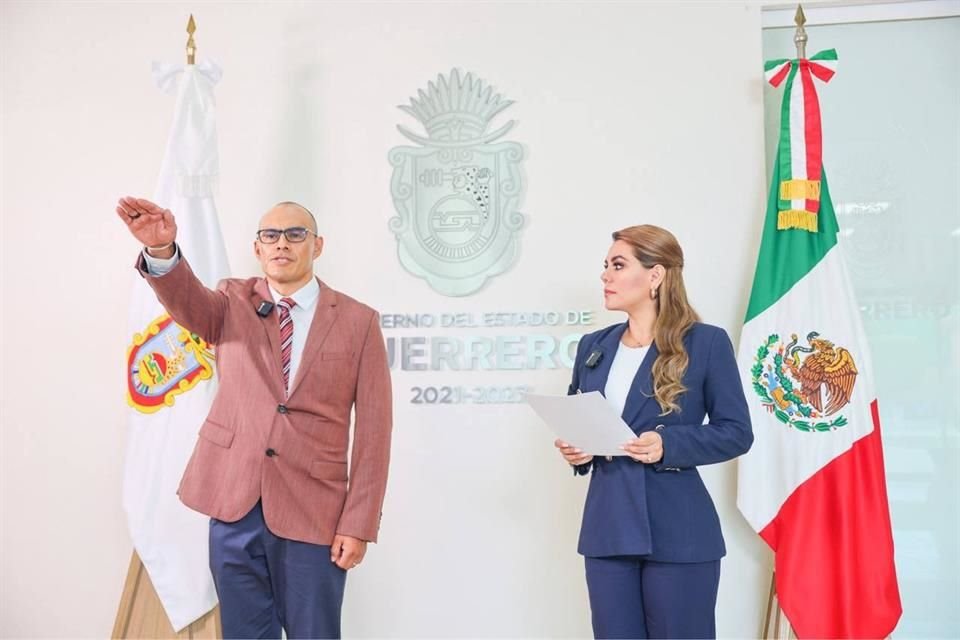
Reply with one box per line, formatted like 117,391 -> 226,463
209,501 -> 347,639
584,556 -> 720,639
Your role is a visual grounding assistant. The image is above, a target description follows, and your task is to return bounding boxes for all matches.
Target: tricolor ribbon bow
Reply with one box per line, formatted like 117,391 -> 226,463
765,49 -> 838,233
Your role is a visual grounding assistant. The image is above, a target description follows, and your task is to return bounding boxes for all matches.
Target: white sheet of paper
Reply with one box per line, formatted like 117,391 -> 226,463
526,391 -> 637,456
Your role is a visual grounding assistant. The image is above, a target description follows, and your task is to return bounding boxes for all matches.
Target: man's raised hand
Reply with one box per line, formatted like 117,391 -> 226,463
117,196 -> 177,256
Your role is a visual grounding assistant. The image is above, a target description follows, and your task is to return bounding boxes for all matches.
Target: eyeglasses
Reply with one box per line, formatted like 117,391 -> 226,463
255,227 -> 317,244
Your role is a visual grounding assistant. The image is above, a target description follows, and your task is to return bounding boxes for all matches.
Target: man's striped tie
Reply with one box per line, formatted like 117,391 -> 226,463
277,297 -> 296,393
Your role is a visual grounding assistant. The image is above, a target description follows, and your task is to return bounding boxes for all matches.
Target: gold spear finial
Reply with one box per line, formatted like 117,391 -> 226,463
186,14 -> 197,65
794,5 -> 808,60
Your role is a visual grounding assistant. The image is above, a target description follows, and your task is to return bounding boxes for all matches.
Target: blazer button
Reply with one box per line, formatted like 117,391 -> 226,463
265,448 -> 277,457
277,404 -> 288,414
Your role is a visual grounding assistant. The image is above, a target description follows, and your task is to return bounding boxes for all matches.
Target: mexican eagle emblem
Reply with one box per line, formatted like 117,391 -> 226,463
751,331 -> 858,432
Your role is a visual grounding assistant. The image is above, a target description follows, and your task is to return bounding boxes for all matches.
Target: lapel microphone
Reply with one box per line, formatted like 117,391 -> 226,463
256,300 -> 275,318
585,349 -> 603,369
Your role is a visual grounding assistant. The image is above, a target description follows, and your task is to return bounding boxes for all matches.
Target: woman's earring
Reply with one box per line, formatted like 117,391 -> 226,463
651,287 -> 659,300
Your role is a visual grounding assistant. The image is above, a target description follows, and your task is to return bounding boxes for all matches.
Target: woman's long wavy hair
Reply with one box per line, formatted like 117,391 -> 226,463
612,225 -> 700,415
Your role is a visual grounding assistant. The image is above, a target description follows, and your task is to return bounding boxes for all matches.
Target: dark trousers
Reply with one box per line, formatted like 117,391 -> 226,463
585,555 -> 720,639
209,501 -> 347,639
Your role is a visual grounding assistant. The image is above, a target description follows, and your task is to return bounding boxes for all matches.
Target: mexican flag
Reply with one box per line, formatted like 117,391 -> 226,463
122,59 -> 228,631
736,50 -> 902,638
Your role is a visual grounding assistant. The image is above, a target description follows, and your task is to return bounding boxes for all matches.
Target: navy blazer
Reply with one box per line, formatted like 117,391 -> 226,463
569,322 -> 752,562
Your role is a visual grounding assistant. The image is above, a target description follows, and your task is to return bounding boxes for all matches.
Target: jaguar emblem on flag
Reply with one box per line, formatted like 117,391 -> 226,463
126,314 -> 215,414
388,69 -> 525,297
751,331 -> 857,432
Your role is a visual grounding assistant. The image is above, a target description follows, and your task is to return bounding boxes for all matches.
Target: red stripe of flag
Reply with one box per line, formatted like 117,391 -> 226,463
759,400 -> 902,638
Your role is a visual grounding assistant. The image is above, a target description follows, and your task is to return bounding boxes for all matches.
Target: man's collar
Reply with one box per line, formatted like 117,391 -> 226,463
268,277 -> 320,310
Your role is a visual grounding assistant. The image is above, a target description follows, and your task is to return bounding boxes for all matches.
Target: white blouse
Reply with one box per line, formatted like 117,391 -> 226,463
604,342 -> 650,417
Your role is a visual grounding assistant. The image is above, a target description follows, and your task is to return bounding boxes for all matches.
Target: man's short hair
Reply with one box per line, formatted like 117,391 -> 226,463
275,201 -> 318,233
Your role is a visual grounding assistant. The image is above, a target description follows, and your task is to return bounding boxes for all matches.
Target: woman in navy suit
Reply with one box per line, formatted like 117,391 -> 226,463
555,224 -> 753,639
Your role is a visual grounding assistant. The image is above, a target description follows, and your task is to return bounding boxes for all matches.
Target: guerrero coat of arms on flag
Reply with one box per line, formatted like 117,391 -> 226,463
127,313 -> 215,414
388,69 -> 525,297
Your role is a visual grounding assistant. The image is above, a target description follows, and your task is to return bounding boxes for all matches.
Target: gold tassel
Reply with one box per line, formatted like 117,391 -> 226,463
777,210 -> 818,233
779,179 -> 821,200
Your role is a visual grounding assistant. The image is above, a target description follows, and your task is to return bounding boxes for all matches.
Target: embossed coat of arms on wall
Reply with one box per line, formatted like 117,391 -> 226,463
389,69 -> 525,296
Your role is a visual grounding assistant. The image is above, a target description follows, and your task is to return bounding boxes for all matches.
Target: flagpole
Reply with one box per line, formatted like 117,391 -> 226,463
794,5 -> 807,59
186,14 -> 197,65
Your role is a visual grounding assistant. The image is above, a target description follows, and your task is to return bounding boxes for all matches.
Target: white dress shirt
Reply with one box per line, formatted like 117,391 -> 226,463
142,248 -> 320,390
603,342 -> 650,417
265,278 -> 319,390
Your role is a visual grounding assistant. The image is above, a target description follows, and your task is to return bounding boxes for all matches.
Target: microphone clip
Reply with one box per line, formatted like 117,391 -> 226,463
585,349 -> 603,369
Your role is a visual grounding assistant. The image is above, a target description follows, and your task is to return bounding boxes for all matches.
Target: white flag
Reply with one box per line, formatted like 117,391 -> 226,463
122,59 -> 228,631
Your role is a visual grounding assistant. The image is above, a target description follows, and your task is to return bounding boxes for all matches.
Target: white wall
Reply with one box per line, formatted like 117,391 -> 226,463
1,2 -> 775,637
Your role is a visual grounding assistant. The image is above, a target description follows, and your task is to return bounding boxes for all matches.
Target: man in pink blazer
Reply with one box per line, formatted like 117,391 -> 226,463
117,196 -> 392,639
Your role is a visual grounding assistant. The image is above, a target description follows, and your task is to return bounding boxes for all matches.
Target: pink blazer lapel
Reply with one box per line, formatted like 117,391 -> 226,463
287,279 -> 340,398
250,278 -> 286,395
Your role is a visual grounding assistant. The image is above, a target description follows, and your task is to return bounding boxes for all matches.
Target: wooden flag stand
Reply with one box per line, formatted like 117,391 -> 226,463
763,572 -> 798,639
112,551 -> 221,639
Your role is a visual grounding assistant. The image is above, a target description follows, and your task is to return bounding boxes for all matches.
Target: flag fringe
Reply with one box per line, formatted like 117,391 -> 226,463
777,210 -> 819,233
779,179 -> 821,200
